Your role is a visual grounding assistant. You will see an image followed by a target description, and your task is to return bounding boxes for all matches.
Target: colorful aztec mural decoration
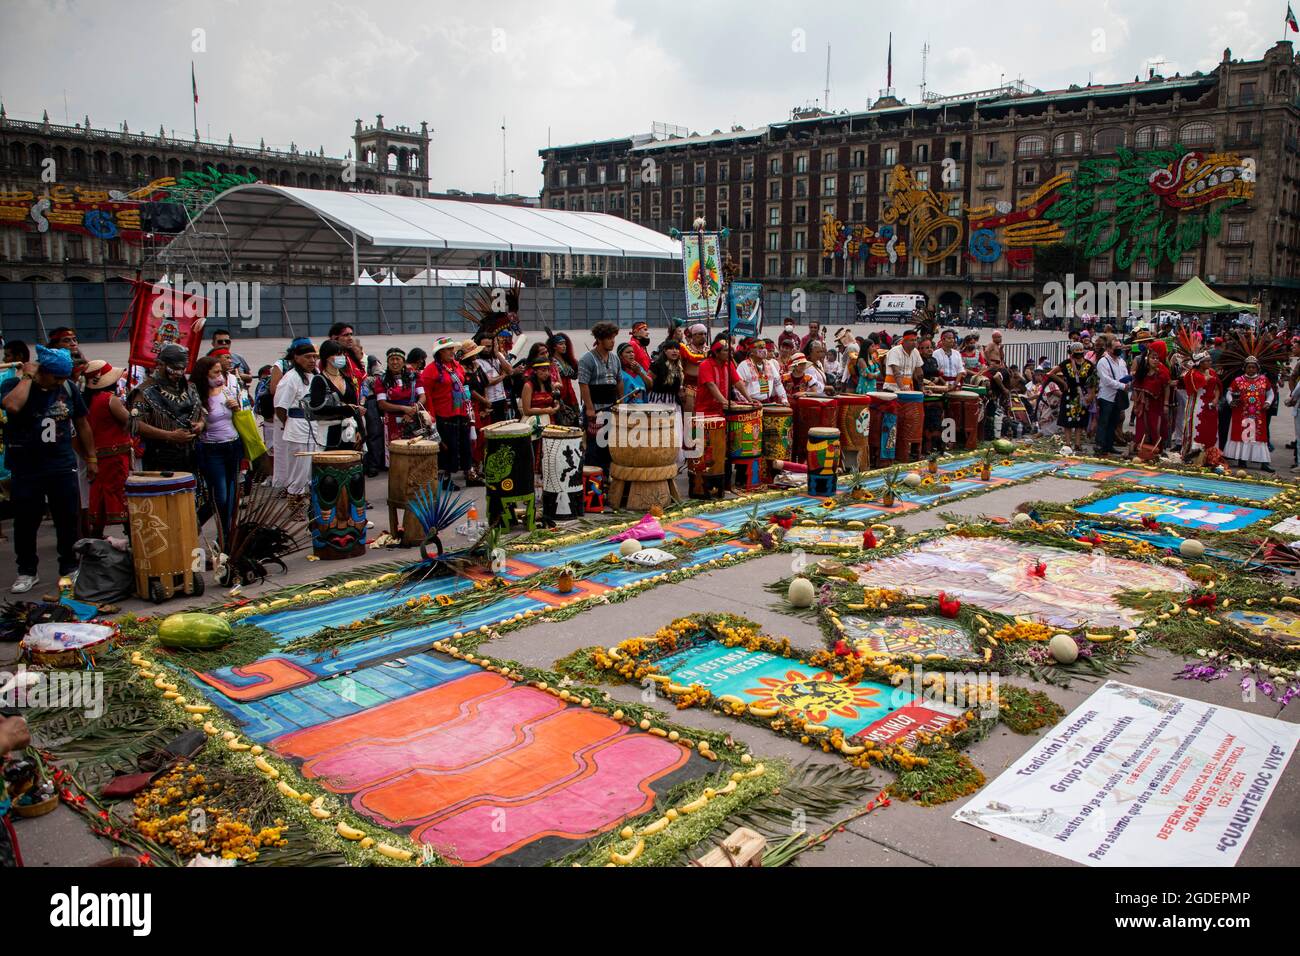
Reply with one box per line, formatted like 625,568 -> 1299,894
0,166 -> 257,245
821,145 -> 1254,270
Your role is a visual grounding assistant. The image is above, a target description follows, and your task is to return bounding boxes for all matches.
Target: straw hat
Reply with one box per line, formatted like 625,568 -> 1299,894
83,359 -> 124,390
457,338 -> 485,360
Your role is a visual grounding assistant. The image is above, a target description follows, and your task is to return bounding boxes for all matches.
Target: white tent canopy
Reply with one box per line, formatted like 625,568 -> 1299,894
354,268 -> 405,286
160,184 -> 681,271
407,267 -> 522,287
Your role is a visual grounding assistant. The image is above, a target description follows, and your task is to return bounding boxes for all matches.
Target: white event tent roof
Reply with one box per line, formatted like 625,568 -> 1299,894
160,184 -> 681,271
406,268 -> 523,287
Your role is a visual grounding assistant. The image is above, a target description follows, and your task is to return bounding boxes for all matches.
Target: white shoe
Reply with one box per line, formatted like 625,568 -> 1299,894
11,574 -> 39,594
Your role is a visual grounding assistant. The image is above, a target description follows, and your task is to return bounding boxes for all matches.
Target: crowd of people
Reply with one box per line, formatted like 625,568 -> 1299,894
3,313 -> 1298,596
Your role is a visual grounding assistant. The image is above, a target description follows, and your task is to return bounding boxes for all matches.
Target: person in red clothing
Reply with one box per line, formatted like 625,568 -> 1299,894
628,321 -> 652,372
695,336 -> 752,417
1180,351 -> 1220,458
420,337 -> 473,490
1132,338 -> 1171,457
82,359 -> 132,537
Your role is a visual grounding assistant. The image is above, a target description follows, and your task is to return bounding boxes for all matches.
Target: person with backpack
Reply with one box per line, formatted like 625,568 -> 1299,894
2,346 -> 97,593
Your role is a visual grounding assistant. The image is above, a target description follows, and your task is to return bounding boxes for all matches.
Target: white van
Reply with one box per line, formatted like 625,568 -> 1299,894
862,293 -> 926,321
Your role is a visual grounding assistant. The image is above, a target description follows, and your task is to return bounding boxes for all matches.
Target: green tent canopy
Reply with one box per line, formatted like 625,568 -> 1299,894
1131,276 -> 1258,314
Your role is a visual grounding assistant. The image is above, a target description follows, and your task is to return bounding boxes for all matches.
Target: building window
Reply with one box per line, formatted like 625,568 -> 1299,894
883,146 -> 897,166
822,201 -> 835,217
618,165 -> 626,182
767,230 -> 780,251
1090,256 -> 1110,278
766,256 -> 780,275
718,205 -> 729,228
25,234 -> 44,258
577,169 -> 587,186
1135,125 -> 1171,148
557,169 -> 568,187
741,256 -> 751,277
672,164 -> 684,185
915,144 -> 929,163
910,257 -> 926,276
822,175 -> 836,195
1132,259 -> 1153,279
742,205 -> 753,229
1239,82 -> 1256,104
851,174 -> 864,195
793,229 -> 806,250
741,183 -> 753,200
912,169 -> 927,187
1176,255 -> 1196,278
1225,256 -> 1242,278
770,156 -> 782,175
852,149 -> 865,168
1021,167 -> 1037,186
794,204 -> 807,224
1016,135 -> 1045,158
792,154 -> 807,173
742,161 -> 754,180
1180,122 -> 1214,147
769,181 -> 781,200
598,167 -> 607,184
694,163 -> 706,184
822,150 -> 837,170
1052,131 -> 1082,154
740,233 -> 751,249
1228,220 -> 1245,242
694,187 -> 705,203
1093,128 -> 1126,152
1235,121 -> 1254,141
794,179 -> 808,198
769,206 -> 781,226
982,170 -> 999,188
717,185 -> 729,202
793,255 -> 807,277
718,161 -> 729,180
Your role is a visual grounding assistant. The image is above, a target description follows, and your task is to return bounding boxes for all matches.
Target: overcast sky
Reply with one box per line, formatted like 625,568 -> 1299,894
0,0 -> 1286,195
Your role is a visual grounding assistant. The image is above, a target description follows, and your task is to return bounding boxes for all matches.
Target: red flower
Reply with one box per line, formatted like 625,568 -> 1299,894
138,853 -> 152,866
862,529 -> 878,549
1029,561 -> 1047,578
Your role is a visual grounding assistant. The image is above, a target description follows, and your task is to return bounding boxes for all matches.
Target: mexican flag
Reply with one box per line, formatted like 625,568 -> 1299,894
1289,3 -> 1298,32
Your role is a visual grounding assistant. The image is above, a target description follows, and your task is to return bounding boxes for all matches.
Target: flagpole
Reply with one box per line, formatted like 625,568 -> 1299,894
191,61 -> 199,142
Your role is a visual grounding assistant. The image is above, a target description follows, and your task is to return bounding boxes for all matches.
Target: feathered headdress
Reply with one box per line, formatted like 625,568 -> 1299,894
1218,329 -> 1288,383
1173,327 -> 1203,362
460,282 -> 523,341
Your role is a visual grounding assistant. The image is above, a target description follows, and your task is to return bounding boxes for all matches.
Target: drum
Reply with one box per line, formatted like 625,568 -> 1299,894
310,450 -> 367,559
725,404 -> 763,460
24,622 -> 116,669
806,426 -> 841,496
793,395 -> 838,461
608,403 -> 680,470
688,414 -> 727,499
126,471 -> 203,602
946,390 -> 981,450
483,421 -> 536,530
387,438 -> 440,545
541,425 -> 585,522
583,465 -> 606,513
866,392 -> 898,467
835,394 -> 875,456
761,404 -> 793,462
895,391 -> 925,462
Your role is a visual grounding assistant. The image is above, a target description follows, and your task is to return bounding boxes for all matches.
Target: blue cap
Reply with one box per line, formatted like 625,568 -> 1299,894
36,345 -> 73,377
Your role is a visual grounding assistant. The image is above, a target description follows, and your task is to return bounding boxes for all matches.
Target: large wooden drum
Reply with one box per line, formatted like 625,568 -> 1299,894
793,395 -> 837,461
387,438 -> 440,545
310,450 -> 367,559
836,394 -> 874,457
761,404 -> 793,462
688,414 -> 727,499
126,471 -> 203,602
541,425 -> 585,522
608,403 -> 680,470
946,390 -> 981,450
866,392 -> 898,467
725,404 -> 762,460
895,391 -> 925,462
806,426 -> 841,497
483,421 -> 536,530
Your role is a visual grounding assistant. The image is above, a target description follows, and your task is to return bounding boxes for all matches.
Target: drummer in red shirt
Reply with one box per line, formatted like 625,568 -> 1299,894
628,321 -> 653,372
419,336 -> 473,489
695,336 -> 754,416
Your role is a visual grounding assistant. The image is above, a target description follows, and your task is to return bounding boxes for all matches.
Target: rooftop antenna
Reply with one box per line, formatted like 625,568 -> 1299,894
920,40 -> 930,101
501,116 -> 507,197
824,43 -> 831,110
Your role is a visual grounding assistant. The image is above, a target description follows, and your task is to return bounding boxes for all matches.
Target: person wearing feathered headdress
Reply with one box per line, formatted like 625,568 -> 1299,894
1224,355 -> 1275,471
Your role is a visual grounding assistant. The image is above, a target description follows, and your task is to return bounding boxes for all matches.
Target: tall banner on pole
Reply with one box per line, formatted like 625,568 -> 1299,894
121,278 -> 208,372
728,282 -> 764,339
681,232 -> 722,320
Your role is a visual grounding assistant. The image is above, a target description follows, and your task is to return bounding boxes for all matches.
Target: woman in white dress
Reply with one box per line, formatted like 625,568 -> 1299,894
272,340 -> 318,514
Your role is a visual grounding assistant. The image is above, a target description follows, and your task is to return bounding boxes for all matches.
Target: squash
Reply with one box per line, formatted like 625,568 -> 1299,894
157,612 -> 233,650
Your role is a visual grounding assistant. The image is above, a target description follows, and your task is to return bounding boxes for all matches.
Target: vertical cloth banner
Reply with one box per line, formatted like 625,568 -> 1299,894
953,680 -> 1300,866
682,232 -> 722,320
121,278 -> 208,373
728,282 -> 763,340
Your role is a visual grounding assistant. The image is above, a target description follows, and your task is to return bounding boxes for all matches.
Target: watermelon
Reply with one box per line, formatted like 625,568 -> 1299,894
993,439 -> 1015,454
157,612 -> 233,650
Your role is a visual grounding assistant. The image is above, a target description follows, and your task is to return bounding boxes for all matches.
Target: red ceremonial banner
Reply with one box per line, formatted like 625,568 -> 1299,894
122,278 -> 208,372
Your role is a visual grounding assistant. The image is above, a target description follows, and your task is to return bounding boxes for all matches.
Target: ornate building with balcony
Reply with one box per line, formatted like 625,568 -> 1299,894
541,42 -> 1300,323
0,110 -> 429,282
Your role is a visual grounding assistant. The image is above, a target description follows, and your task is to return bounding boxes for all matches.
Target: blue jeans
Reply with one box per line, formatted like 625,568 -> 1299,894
1096,397 -> 1119,454
197,438 -> 243,544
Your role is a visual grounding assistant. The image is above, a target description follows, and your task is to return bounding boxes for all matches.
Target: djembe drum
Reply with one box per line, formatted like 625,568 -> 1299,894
895,391 -> 925,463
126,471 -> 203,602
806,426 -> 841,497
866,392 -> 898,468
835,393 -> 874,469
688,414 -> 727,499
946,390 -> 981,450
761,403 -> 793,484
540,425 -> 585,523
483,421 -> 536,530
310,450 -> 367,559
387,437 -> 440,545
793,395 -> 838,462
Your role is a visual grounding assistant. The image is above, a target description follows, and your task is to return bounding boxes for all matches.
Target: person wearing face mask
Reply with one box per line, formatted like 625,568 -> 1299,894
192,355 -> 244,547
273,339 -> 319,511
1094,334 -> 1131,457
310,340 -> 365,452
128,345 -> 212,524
